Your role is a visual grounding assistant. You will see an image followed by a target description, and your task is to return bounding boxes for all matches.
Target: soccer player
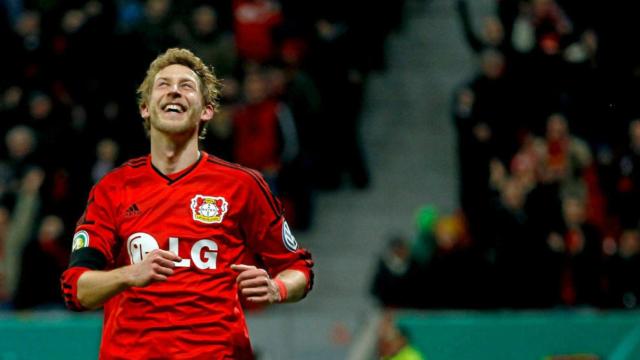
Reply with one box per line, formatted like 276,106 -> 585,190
60,48 -> 314,360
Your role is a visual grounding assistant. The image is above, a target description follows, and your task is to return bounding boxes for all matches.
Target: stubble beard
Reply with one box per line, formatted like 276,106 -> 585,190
148,104 -> 200,136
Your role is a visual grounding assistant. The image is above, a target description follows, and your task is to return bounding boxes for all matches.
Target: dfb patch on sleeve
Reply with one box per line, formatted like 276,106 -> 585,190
282,220 -> 298,252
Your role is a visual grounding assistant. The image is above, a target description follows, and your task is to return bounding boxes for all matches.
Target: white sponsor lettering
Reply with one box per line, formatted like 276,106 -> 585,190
127,232 -> 160,264
191,239 -> 218,270
169,237 -> 191,267
127,233 -> 218,270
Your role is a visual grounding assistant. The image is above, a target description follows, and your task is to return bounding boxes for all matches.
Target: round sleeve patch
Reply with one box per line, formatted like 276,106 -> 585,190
282,220 -> 298,252
72,230 -> 90,252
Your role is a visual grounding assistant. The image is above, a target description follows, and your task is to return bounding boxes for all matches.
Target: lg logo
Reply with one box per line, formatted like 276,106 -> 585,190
127,232 -> 218,270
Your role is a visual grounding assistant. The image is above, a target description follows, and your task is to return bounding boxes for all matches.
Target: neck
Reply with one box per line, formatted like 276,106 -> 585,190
150,130 -> 201,175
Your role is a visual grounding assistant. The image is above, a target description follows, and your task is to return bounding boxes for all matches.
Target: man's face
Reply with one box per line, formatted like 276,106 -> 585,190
141,64 -> 213,136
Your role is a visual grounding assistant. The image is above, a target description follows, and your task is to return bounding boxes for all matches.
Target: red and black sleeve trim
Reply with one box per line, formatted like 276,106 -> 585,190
69,247 -> 108,270
60,267 -> 91,311
206,155 -> 283,219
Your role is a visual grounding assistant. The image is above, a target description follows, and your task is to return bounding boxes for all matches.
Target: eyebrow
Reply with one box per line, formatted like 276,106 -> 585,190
155,77 -> 197,84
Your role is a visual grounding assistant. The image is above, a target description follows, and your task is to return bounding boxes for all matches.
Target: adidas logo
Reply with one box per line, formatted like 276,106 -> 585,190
125,203 -> 141,217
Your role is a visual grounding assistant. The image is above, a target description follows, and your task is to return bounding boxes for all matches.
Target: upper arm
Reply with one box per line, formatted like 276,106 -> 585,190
241,172 -> 314,293
61,180 -> 119,310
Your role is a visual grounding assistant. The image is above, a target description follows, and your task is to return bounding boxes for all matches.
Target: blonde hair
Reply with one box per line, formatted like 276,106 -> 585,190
137,48 -> 221,138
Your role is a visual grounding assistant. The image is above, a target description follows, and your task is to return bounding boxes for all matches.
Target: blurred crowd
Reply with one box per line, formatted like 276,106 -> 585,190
372,0 -> 640,310
0,0 -> 406,309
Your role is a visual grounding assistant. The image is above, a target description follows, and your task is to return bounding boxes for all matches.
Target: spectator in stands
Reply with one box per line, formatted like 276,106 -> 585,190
456,0 -> 511,57
609,120 -> 640,229
24,92 -> 73,165
511,0 -> 572,56
14,215 -> 68,309
307,12 -> 369,189
371,235 -> 422,309
422,214 -> 490,308
1,168 -> 44,305
0,85 -> 23,136
538,113 -> 592,191
545,192 -> 602,306
232,69 -> 299,193
201,103 -> 235,162
91,138 -> 119,184
604,229 -> 640,308
9,10 -> 45,85
455,49 -> 517,246
491,177 -> 545,307
378,311 -> 425,360
2,126 -> 39,195
509,131 -> 544,193
178,4 -> 238,78
232,0 -> 283,63
133,0 -> 180,63
264,62 -> 317,229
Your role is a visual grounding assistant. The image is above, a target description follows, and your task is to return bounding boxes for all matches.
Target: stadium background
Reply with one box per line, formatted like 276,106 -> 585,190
2,0 -> 640,359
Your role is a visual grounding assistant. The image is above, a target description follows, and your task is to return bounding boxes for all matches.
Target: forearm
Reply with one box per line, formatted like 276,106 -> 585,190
77,267 -> 133,310
4,191 -> 40,297
274,269 -> 308,303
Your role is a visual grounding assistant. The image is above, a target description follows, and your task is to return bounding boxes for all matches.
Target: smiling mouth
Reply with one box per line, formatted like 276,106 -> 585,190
162,103 -> 186,113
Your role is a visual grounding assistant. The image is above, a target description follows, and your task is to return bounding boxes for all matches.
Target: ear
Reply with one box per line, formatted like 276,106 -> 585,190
201,104 -> 214,122
140,103 -> 149,119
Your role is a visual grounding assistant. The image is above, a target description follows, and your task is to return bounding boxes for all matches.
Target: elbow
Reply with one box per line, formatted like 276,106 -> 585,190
60,267 -> 91,312
75,289 -> 98,311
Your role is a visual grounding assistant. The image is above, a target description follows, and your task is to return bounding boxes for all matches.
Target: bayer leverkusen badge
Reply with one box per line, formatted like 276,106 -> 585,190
191,195 -> 229,224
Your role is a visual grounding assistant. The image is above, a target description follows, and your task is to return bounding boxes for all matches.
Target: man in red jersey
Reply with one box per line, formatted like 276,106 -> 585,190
60,48 -> 313,360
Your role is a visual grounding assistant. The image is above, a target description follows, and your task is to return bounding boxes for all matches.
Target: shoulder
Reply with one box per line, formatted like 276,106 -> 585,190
95,155 -> 148,188
203,154 -> 265,186
203,154 -> 282,215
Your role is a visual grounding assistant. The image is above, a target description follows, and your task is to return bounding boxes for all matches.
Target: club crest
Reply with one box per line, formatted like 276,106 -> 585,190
191,195 -> 228,224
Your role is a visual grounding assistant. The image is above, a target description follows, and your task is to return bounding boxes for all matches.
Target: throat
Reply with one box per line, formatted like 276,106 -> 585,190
150,139 -> 201,175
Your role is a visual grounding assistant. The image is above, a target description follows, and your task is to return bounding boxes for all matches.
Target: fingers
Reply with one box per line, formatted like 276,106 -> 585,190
138,250 -> 181,284
232,264 -> 268,283
154,249 -> 182,262
246,294 -> 271,303
240,286 -> 269,297
232,264 -> 278,304
153,262 -> 174,277
230,264 -> 256,272
154,257 -> 177,269
151,273 -> 168,282
238,276 -> 270,289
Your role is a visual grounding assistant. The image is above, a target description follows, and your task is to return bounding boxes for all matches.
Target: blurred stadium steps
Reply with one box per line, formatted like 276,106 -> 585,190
248,0 -> 477,358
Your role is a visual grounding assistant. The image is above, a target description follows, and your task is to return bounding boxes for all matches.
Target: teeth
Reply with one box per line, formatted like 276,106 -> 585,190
164,104 -> 183,112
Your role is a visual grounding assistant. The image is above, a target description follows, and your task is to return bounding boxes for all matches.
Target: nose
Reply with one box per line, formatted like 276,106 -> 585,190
168,83 -> 181,96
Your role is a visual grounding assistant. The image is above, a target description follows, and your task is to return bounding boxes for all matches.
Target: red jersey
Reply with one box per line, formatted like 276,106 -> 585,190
61,152 -> 313,360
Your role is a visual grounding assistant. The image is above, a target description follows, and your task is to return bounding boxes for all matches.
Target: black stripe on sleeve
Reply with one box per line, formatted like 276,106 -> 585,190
69,247 -> 108,270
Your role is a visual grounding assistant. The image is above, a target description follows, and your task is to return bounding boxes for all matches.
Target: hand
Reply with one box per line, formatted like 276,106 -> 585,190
231,264 -> 281,304
21,168 -> 45,194
126,249 -> 181,287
